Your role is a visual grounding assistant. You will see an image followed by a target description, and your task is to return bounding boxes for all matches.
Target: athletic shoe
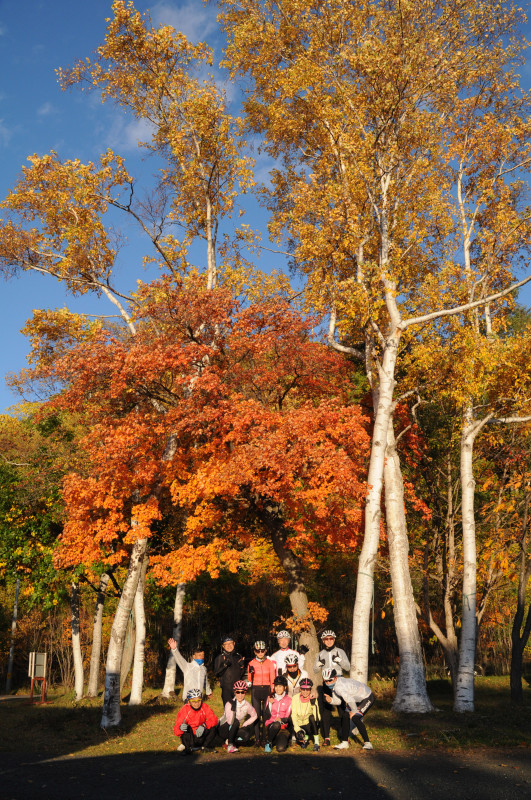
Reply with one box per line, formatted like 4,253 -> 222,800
323,737 -> 331,747
177,743 -> 186,752
334,740 -> 349,750
300,739 -> 309,749
264,743 -> 272,753
191,746 -> 201,752
313,743 -> 320,752
363,742 -> 374,750
227,745 -> 238,753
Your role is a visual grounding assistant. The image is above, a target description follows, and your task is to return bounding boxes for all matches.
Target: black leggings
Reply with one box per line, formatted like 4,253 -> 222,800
296,714 -> 319,741
266,721 -> 290,752
218,720 -> 252,746
350,693 -> 374,743
181,726 -> 217,751
317,685 -> 346,739
251,686 -> 270,742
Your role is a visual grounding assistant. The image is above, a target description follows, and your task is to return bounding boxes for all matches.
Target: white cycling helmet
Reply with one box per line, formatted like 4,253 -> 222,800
277,630 -> 290,639
284,653 -> 299,665
321,629 -> 337,639
322,667 -> 337,681
187,689 -> 202,699
254,640 -> 267,650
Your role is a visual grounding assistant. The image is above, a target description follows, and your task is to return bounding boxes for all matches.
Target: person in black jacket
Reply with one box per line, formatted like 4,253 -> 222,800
213,635 -> 246,705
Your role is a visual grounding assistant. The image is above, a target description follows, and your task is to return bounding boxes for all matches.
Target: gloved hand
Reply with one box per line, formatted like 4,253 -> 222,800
248,665 -> 255,675
318,657 -> 325,666
280,717 -> 290,724
180,723 -> 189,732
296,730 -> 306,743
196,725 -> 205,737
246,680 -> 252,688
332,654 -> 341,665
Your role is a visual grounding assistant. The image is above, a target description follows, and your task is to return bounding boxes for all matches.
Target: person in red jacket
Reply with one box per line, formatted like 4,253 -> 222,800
263,675 -> 292,753
174,689 -> 219,754
247,640 -> 277,746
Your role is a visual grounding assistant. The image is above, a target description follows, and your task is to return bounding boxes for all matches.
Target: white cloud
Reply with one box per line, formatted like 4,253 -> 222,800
0,118 -> 12,146
105,116 -> 156,152
37,102 -> 56,117
151,1 -> 218,43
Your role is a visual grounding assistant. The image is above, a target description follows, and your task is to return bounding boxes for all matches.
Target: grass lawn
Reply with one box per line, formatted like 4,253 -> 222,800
0,676 -> 529,758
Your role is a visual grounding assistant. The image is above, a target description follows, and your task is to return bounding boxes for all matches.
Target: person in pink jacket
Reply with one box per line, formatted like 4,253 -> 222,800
263,675 -> 292,753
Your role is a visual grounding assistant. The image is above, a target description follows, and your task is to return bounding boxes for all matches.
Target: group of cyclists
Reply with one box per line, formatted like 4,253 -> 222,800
168,629 -> 375,755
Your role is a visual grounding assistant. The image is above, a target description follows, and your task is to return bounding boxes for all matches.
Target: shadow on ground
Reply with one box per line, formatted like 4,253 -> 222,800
0,747 -> 529,800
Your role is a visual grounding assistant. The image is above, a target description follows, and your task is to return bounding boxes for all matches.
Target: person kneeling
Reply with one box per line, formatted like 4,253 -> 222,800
291,678 -> 321,751
218,680 -> 257,753
263,675 -> 292,753
174,689 -> 218,754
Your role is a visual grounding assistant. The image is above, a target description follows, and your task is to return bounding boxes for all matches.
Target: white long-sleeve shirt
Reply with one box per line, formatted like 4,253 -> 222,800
170,647 -> 211,701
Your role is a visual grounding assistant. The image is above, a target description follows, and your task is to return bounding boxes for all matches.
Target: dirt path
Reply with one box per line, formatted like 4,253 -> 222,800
0,747 -> 529,800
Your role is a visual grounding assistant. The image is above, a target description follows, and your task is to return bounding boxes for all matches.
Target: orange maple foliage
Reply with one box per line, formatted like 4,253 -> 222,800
23,281 -> 369,584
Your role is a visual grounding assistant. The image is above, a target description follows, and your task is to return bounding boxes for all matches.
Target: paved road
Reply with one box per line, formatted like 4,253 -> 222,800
0,747 -> 529,800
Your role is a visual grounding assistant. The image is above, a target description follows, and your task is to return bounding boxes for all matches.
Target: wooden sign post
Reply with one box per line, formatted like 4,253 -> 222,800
28,652 -> 47,703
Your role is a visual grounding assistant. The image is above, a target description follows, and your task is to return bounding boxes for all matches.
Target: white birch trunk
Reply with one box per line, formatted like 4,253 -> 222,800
350,339 -> 398,681
101,536 -> 148,728
454,406 -> 478,711
129,554 -> 149,705
385,421 -> 434,712
71,581 -> 84,701
161,583 -> 186,698
87,572 -> 110,697
5,576 -> 20,694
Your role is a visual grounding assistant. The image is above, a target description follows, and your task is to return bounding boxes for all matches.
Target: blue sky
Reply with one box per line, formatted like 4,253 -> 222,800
0,0 -> 280,412
1,1 -> 531,412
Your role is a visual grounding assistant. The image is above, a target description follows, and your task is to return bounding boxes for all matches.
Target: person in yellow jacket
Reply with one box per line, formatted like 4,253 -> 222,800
291,677 -> 321,751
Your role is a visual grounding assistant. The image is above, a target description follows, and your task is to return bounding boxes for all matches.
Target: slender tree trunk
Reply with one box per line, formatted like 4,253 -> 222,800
101,536 -> 148,728
5,576 -> 20,694
351,338 -> 399,681
120,612 -> 135,692
71,581 -> 84,701
455,406 -> 478,711
87,572 -> 110,697
129,554 -> 149,705
265,507 -> 320,672
385,420 -> 433,712
161,583 -> 186,698
510,496 -> 531,704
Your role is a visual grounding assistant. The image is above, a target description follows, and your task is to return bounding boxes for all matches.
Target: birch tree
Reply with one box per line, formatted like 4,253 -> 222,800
220,0 -> 531,710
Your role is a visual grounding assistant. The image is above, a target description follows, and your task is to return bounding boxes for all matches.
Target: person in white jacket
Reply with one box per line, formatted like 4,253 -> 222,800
168,638 -> 212,701
313,629 -> 350,745
322,667 -> 375,750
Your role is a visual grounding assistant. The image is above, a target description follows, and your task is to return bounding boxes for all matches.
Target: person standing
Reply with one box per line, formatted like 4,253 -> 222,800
313,629 -> 350,745
168,639 -> 212,701
247,640 -> 277,746
271,630 -> 305,674
213,635 -> 246,706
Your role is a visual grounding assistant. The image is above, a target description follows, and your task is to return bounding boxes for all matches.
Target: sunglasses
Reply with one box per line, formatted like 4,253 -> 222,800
255,649 -> 266,653
234,690 -> 246,694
